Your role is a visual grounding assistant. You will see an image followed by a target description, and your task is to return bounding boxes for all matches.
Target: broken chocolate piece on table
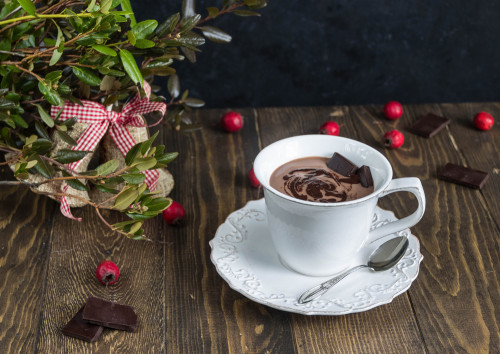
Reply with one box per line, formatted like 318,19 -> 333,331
327,152 -> 358,176
408,113 -> 451,138
61,306 -> 103,342
82,297 -> 138,332
356,165 -> 374,188
438,163 -> 489,189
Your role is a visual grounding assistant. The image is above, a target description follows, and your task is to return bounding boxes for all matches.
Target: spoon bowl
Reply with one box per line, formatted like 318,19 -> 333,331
298,236 -> 409,304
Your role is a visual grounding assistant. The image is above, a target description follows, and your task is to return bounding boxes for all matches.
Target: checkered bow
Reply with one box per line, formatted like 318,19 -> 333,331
50,82 -> 166,220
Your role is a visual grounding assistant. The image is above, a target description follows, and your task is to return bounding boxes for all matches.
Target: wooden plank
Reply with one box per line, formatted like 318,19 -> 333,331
349,103 -> 500,352
439,102 -> 500,220
0,166 -> 55,353
164,108 -> 295,353
35,193 -> 166,351
256,106 -> 426,353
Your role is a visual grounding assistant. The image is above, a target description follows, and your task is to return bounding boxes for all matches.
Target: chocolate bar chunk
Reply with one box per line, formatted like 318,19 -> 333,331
408,113 -> 451,138
327,153 -> 358,176
438,163 -> 489,189
61,307 -> 103,342
82,297 -> 138,332
356,165 -> 374,188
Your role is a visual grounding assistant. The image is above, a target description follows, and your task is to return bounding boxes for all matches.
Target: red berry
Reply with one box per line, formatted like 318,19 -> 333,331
221,111 -> 243,132
383,101 -> 403,120
384,130 -> 404,148
162,201 -> 185,225
473,112 -> 494,131
96,260 -> 120,286
319,121 -> 340,136
248,167 -> 261,188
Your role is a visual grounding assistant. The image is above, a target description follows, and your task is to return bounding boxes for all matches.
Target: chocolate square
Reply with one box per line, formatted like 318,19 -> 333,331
61,306 -> 103,342
327,153 -> 358,176
408,113 -> 451,138
356,165 -> 374,188
82,297 -> 138,332
438,163 -> 489,189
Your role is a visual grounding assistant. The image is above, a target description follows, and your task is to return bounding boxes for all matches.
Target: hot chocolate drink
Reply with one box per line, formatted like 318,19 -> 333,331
270,155 -> 374,203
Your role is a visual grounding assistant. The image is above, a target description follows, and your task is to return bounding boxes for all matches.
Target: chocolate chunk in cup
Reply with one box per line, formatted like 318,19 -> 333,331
253,135 -> 426,277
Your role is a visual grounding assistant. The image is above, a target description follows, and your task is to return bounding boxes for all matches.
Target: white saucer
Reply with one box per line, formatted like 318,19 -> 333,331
209,199 -> 423,316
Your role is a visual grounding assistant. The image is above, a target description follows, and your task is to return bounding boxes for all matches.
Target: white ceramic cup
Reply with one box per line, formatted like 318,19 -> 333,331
253,135 -> 426,277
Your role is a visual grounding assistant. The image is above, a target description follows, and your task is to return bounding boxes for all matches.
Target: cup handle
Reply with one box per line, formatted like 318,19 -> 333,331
368,177 -> 426,240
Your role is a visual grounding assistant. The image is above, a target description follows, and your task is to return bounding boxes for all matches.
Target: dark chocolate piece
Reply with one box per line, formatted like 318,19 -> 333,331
61,306 -> 103,342
82,297 -> 138,332
327,152 -> 358,176
438,163 -> 489,189
356,165 -> 374,188
408,113 -> 451,138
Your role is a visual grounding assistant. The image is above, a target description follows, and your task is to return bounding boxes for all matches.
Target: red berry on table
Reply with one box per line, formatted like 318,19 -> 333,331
162,201 -> 185,225
248,167 -> 261,188
383,101 -> 403,120
319,121 -> 340,136
221,111 -> 243,132
473,112 -> 494,131
96,260 -> 120,286
384,130 -> 404,148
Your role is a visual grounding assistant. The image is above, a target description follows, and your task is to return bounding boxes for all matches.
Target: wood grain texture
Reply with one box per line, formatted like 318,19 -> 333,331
256,106 -> 426,353
0,103 -> 498,353
0,166 -> 55,353
164,109 -> 294,353
35,199 -> 166,352
349,103 -> 500,353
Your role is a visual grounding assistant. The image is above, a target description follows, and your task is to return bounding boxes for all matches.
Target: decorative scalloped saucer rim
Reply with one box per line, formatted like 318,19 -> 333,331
209,199 -> 423,316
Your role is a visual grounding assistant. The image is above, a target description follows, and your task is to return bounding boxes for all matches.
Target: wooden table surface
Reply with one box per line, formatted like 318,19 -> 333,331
1,103 -> 499,353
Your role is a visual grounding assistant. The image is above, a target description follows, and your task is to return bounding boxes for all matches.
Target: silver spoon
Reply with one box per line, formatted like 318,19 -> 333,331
297,236 -> 409,304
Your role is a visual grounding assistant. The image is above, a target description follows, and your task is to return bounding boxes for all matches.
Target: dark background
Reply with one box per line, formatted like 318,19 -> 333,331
134,0 -> 500,108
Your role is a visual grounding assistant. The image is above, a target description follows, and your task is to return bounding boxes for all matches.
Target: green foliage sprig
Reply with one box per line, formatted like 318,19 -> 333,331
0,0 -> 267,239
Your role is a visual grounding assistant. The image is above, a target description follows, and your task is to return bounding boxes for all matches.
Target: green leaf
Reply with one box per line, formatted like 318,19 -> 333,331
96,185 -> 120,194
34,121 -> 51,140
119,49 -> 143,86
0,98 -> 15,110
140,131 -> 158,154
18,0 -> 37,16
131,20 -> 158,39
86,0 -> 97,12
128,221 -> 142,235
55,150 -> 89,164
183,97 -> 205,108
199,26 -> 232,43
125,142 -> 142,165
72,67 -> 101,86
120,0 -> 136,26
127,30 -> 136,45
100,0 -> 113,13
91,44 -> 117,57
45,70 -> 63,83
132,157 -> 157,171
31,138 -> 53,153
96,159 -> 120,175
32,155 -> 54,179
146,197 -> 171,211
33,104 -> 54,128
182,0 -> 196,18
180,14 -> 201,33
134,39 -> 155,49
125,212 -> 154,221
49,49 -> 63,66
167,74 -> 180,98
56,130 -> 78,146
156,152 -> 178,166
66,178 -> 88,191
114,188 -> 140,210
37,81 -> 64,106
206,7 -> 219,18
180,47 -> 196,63
155,13 -> 180,37
122,173 -> 146,184
233,9 -> 261,17
11,114 -> 28,128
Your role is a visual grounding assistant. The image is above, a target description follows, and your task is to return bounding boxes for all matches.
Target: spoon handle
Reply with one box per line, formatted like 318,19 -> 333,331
298,265 -> 368,304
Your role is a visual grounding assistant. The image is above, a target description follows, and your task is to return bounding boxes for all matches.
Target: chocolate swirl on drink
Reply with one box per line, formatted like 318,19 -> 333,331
270,155 -> 374,203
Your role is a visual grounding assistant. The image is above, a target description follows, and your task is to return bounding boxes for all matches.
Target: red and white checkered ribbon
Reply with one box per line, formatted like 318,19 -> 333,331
51,82 -> 166,221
